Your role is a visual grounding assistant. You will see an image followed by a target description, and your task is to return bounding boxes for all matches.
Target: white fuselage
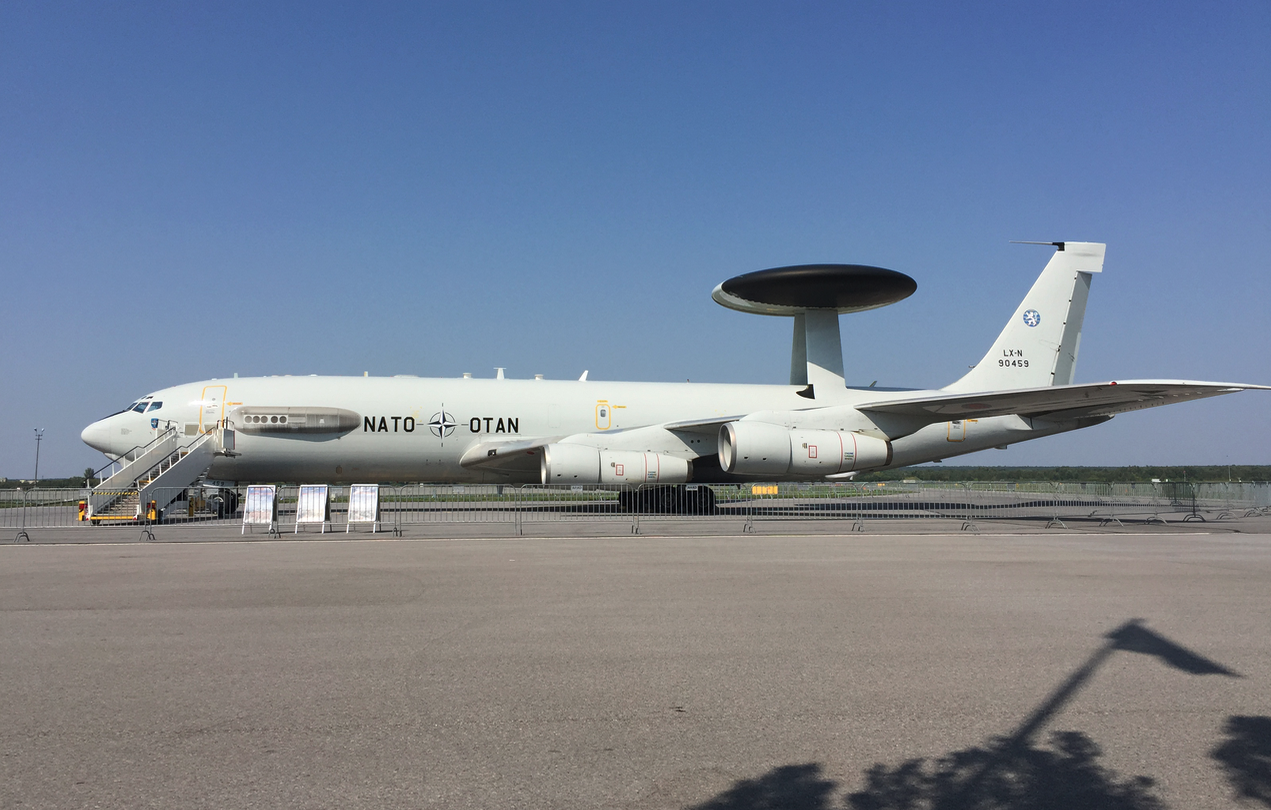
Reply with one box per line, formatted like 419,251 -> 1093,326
82,243 -> 1266,485
81,375 -> 1085,484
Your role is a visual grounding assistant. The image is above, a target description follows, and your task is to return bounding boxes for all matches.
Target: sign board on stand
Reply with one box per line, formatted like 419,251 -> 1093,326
242,485 -> 278,535
347,484 -> 381,533
295,485 -> 330,533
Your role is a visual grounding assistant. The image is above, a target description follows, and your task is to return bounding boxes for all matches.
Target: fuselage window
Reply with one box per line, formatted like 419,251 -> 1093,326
147,402 -> 163,412
132,402 -> 148,413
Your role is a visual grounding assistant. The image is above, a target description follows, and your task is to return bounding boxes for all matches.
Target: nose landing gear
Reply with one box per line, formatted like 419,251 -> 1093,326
204,490 -> 239,519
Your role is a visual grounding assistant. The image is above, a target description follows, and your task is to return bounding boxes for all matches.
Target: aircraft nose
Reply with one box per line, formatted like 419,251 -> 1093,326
81,420 -> 111,454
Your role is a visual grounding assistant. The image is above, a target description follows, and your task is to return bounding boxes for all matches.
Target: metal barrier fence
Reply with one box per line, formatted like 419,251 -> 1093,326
3,481 -> 1270,540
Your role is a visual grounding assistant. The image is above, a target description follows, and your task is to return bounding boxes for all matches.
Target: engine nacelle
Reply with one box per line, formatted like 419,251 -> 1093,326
719,422 -> 892,476
541,444 -> 690,485
717,422 -> 792,476
788,429 -> 891,474
600,451 -> 690,485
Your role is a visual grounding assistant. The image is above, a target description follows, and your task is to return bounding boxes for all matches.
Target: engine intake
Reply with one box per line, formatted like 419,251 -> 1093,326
719,422 -> 891,476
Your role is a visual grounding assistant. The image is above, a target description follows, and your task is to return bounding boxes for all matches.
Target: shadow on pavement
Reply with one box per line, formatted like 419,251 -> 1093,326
687,620 -> 1239,810
1105,621 -> 1239,676
843,730 -> 1164,810
688,763 -> 838,810
1211,715 -> 1271,807
688,733 -> 1164,810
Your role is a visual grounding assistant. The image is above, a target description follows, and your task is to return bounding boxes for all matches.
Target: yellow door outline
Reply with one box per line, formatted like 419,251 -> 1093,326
199,385 -> 228,433
595,400 -> 626,430
947,418 -> 977,442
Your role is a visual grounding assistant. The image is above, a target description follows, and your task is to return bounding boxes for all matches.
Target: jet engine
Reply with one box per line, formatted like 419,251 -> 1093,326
718,422 -> 892,476
540,444 -> 691,485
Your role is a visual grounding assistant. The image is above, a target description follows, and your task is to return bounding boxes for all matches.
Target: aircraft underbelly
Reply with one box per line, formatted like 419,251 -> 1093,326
211,432 -> 474,484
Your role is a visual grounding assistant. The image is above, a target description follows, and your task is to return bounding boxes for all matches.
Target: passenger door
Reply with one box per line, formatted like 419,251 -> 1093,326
199,385 -> 228,433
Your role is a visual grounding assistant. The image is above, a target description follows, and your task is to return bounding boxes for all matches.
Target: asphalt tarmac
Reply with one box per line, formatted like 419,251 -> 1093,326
3,525 -> 1270,809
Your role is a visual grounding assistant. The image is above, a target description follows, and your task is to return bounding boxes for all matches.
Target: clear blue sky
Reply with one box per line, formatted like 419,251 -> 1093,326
2,1 -> 1268,478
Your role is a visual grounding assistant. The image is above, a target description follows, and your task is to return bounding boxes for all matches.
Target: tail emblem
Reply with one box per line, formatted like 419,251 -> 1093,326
1022,309 -> 1041,327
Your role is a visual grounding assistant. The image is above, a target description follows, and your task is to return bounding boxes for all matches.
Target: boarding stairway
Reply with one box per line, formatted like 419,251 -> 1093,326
88,426 -> 231,522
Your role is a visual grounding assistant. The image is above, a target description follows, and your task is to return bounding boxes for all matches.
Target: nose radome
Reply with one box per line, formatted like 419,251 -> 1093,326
81,421 -> 110,454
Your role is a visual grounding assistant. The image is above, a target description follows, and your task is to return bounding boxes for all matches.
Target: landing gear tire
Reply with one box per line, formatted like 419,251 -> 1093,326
205,490 -> 239,519
207,495 -> 226,519
688,486 -> 717,515
620,485 -> 716,515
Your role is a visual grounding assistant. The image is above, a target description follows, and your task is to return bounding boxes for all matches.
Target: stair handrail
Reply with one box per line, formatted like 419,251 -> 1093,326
101,429 -> 219,492
140,430 -> 219,484
141,445 -> 189,485
136,429 -> 224,519
92,430 -> 183,494
92,425 -> 181,480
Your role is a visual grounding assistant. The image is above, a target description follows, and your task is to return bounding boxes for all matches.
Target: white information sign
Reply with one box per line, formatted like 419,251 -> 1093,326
242,485 -> 278,535
295,485 -> 330,533
347,484 -> 380,532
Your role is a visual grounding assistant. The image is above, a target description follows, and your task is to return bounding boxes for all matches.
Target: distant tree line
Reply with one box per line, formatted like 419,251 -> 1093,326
0,469 -> 103,488
855,465 -> 1271,483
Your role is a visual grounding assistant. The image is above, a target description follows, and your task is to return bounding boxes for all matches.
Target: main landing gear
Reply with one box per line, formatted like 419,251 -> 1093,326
618,485 -> 717,515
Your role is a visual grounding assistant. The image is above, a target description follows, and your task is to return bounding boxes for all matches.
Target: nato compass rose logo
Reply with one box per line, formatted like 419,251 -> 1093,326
1022,309 -> 1041,327
428,410 -> 456,438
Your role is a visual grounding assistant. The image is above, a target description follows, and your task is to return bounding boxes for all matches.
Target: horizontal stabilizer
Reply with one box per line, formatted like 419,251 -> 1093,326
860,380 -> 1269,424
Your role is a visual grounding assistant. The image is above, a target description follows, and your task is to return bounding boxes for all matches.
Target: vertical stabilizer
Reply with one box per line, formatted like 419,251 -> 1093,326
944,242 -> 1105,393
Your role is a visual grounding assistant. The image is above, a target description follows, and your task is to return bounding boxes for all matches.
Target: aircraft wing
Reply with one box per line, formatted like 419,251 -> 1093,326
858,380 -> 1269,423
660,415 -> 750,434
461,419 -> 736,476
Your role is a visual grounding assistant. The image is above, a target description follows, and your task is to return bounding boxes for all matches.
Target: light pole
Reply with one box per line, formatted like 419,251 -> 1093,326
33,428 -> 44,483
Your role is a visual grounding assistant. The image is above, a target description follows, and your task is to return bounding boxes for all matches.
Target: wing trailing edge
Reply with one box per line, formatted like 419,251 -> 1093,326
859,380 -> 1269,424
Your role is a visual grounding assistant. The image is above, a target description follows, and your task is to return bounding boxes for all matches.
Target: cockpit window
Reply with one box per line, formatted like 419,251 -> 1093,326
146,401 -> 163,412
107,401 -> 138,417
132,402 -> 148,413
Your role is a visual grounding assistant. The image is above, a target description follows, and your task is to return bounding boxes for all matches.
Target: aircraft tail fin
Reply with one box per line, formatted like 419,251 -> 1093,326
944,242 -> 1105,393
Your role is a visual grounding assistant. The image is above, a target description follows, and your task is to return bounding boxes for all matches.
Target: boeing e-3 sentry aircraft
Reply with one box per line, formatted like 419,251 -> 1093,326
81,242 -> 1266,509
